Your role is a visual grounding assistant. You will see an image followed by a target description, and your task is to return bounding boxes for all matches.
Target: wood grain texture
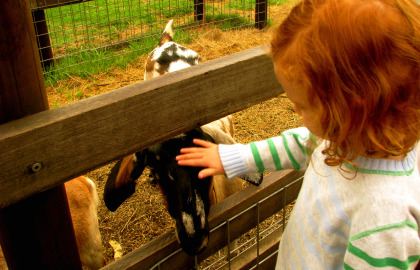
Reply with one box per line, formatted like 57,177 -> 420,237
29,0 -> 92,10
0,46 -> 282,209
0,185 -> 82,269
0,0 -> 49,124
0,1 -> 81,269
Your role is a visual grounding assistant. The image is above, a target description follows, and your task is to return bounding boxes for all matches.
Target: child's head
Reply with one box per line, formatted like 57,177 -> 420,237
271,0 -> 420,166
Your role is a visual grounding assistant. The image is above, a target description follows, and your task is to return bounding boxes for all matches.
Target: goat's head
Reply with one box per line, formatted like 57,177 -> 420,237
104,128 -> 215,255
144,19 -> 201,80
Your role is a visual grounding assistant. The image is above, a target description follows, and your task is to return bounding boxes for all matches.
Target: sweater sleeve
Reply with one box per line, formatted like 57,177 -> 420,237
344,201 -> 420,269
219,127 -> 316,179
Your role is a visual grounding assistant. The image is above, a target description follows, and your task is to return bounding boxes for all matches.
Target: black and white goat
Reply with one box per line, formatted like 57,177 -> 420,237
103,20 -> 262,256
0,176 -> 104,270
144,19 -> 201,80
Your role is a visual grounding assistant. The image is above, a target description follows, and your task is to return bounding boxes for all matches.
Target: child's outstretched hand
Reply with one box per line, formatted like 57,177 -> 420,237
176,139 -> 225,179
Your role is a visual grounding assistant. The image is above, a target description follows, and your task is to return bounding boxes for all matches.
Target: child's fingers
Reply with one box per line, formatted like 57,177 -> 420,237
178,139 -> 216,154
179,147 -> 205,154
192,139 -> 216,148
177,158 -> 206,168
175,153 -> 202,160
198,168 -> 218,179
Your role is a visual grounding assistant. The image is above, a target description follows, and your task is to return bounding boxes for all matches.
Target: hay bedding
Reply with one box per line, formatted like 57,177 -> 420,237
46,2 -> 302,266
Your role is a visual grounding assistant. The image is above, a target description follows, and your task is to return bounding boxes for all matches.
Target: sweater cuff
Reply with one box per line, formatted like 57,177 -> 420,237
219,144 -> 249,180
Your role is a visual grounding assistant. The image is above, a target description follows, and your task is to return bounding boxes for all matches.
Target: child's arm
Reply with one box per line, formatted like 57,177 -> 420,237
177,127 -> 317,179
221,127 -> 315,179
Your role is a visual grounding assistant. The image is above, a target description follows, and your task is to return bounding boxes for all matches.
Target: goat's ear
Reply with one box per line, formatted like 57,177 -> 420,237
131,151 -> 148,180
240,173 -> 263,186
200,125 -> 235,145
159,19 -> 174,46
104,152 -> 147,212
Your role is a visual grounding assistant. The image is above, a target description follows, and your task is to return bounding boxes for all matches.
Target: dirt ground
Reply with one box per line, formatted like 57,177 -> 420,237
46,1 -> 302,266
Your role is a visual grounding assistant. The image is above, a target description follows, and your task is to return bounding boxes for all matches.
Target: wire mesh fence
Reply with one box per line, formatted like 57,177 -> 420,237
200,176 -> 301,270
29,0 -> 270,80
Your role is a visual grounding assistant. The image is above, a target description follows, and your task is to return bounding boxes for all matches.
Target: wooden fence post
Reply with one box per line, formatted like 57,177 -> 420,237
255,0 -> 267,29
194,0 -> 205,22
32,9 -> 54,70
0,0 -> 82,269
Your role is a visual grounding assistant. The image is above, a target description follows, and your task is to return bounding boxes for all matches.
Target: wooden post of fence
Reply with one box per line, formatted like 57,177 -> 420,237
32,9 -> 54,70
255,0 -> 267,29
0,0 -> 82,269
193,0 -> 205,22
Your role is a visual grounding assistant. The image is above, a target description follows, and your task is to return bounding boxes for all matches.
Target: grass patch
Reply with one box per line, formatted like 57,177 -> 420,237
225,0 -> 257,11
43,10 -> 253,84
270,0 -> 291,5
225,0 -> 290,11
208,14 -> 253,30
45,0 -> 193,50
43,29 -> 197,85
41,0 -> 291,85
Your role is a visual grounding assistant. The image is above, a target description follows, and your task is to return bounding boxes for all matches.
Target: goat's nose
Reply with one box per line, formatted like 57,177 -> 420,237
179,230 -> 209,256
176,219 -> 209,255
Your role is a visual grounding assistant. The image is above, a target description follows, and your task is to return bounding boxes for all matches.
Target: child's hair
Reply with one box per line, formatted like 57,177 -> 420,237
271,0 -> 420,167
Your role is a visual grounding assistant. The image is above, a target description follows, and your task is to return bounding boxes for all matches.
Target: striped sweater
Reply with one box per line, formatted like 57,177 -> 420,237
218,127 -> 420,269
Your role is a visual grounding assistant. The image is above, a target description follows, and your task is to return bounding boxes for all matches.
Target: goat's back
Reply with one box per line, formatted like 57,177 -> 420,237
201,116 -> 235,145
205,116 -> 234,138
209,175 -> 244,205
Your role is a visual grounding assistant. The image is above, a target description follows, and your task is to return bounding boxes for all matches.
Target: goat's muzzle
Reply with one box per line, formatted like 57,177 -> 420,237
175,220 -> 209,256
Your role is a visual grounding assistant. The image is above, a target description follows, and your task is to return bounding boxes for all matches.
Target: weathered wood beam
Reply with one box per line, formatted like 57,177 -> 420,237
0,45 -> 282,209
29,0 -> 93,10
0,0 -> 81,268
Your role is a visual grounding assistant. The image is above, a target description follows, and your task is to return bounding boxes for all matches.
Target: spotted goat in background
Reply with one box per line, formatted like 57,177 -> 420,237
144,19 -> 201,80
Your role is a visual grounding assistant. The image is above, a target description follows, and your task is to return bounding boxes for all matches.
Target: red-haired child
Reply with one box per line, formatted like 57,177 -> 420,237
177,0 -> 420,268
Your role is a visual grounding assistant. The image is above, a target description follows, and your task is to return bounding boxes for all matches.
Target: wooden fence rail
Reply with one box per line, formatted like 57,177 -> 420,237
0,45 -> 281,210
